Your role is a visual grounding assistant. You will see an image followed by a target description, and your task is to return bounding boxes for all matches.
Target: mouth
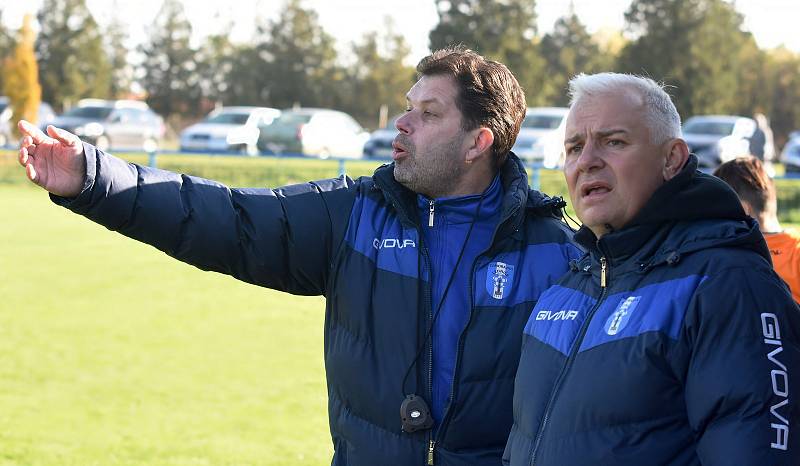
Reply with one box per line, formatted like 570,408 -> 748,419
392,137 -> 410,160
580,181 -> 612,198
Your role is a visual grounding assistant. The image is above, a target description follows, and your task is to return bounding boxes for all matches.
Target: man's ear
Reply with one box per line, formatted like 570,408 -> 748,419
663,139 -> 689,180
465,127 -> 494,164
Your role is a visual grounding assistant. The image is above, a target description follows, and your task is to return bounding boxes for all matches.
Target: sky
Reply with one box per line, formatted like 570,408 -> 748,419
2,0 -> 799,64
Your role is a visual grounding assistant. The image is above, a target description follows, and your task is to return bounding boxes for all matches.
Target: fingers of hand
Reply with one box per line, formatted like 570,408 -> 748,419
25,159 -> 37,182
18,120 -> 49,144
46,125 -> 79,147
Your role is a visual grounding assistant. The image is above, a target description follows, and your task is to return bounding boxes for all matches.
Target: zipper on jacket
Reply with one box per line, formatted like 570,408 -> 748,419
429,199 -> 522,454
600,257 -> 607,288
428,200 -> 435,227
529,256 -> 610,466
419,235 -> 435,466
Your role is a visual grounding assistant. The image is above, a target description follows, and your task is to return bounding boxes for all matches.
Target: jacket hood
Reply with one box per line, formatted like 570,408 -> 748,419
574,155 -> 771,267
372,151 -> 564,230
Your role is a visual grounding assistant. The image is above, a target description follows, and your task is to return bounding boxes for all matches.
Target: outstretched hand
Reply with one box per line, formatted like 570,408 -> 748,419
18,120 -> 87,198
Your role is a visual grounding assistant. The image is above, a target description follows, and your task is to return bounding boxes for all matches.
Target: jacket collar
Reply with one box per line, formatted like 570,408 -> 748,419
372,152 -> 563,233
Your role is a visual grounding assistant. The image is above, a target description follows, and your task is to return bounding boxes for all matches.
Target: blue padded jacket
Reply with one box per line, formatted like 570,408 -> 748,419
54,145 -> 581,466
503,156 -> 800,465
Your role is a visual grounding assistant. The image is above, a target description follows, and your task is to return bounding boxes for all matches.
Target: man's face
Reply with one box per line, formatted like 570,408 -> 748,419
564,91 -> 668,237
392,74 -> 470,198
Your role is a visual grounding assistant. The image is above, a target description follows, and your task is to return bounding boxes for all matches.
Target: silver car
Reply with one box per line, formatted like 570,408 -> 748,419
257,108 -> 369,159
0,96 -> 56,147
512,107 -> 569,168
179,106 -> 280,155
51,99 -> 165,152
682,115 -> 757,169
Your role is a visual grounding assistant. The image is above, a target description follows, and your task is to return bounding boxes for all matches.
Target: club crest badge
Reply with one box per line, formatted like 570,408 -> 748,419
486,261 -> 515,300
604,296 -> 641,336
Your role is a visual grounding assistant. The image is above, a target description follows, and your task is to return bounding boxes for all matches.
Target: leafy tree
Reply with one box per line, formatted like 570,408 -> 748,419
763,48 -> 800,148
345,20 -> 416,127
682,0 -> 751,115
105,4 -> 132,98
195,17 -> 237,111
251,0 -> 342,109
618,0 -> 753,118
3,14 -> 41,136
428,0 -> 549,105
540,8 -> 613,105
36,0 -> 111,111
0,11 -> 13,91
139,0 -> 200,118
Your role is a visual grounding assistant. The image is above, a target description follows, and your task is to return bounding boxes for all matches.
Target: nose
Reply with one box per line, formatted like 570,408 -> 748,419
575,143 -> 603,173
396,112 -> 411,135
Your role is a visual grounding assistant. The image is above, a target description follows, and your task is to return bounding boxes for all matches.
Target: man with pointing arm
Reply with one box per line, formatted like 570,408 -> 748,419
19,47 -> 580,465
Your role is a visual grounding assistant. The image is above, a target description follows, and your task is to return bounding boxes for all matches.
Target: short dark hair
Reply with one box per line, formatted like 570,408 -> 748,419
713,156 -> 773,215
416,46 -> 526,167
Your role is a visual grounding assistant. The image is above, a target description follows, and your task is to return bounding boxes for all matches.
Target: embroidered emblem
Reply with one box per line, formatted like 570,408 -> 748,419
604,296 -> 641,335
486,261 -> 515,300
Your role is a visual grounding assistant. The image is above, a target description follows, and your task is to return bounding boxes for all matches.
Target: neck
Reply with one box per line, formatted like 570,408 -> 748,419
757,212 -> 782,234
433,164 -> 496,198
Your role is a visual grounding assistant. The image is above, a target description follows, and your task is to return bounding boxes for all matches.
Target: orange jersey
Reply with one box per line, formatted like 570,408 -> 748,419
765,229 -> 800,303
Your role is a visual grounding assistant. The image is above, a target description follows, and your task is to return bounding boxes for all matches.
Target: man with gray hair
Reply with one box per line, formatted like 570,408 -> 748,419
503,72 -> 800,465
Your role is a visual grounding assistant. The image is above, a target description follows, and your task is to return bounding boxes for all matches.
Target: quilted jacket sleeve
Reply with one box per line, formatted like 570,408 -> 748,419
51,143 -> 358,296
683,266 -> 800,465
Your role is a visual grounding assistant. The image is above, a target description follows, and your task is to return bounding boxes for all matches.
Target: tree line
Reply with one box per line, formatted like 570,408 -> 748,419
1,0 -> 799,146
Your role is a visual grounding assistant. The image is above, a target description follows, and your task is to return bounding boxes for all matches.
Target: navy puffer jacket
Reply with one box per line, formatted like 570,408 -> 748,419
55,145 -> 580,465
504,156 -> 800,465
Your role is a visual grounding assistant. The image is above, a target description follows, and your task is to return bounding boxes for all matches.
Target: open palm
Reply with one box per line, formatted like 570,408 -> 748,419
18,120 -> 87,198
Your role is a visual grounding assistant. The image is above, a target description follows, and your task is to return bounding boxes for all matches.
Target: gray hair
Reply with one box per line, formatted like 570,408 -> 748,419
568,73 -> 682,145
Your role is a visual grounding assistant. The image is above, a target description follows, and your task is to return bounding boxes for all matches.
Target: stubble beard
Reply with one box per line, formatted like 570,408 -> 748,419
393,134 -> 465,198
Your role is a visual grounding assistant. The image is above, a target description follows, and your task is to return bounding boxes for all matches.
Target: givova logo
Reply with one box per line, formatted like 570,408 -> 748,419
604,296 -> 641,336
762,312 -> 789,451
486,261 -> 515,300
373,238 -> 416,250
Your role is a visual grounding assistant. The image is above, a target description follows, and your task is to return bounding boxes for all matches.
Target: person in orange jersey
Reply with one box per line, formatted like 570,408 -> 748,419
714,155 -> 800,303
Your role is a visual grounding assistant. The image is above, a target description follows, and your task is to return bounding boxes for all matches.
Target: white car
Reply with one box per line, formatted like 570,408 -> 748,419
511,107 -> 569,168
682,115 -> 757,169
257,108 -> 370,159
180,106 -> 280,155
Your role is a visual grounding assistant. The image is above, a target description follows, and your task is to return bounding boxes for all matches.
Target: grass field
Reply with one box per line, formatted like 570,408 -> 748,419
5,147 -> 800,465
0,185 -> 333,465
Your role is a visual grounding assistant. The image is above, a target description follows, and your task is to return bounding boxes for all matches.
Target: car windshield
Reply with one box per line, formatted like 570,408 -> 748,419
271,113 -> 312,127
63,106 -> 113,119
205,113 -> 250,125
683,120 -> 735,136
522,114 -> 563,130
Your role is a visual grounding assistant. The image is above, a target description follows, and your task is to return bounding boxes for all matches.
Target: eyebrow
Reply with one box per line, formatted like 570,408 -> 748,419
405,96 -> 444,107
565,128 -> 629,144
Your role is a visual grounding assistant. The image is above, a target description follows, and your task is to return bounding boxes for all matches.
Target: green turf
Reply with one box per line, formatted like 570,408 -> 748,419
6,148 -> 800,465
0,186 -> 332,465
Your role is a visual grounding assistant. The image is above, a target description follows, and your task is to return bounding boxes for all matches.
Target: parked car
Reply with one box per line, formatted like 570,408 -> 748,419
362,115 -> 400,158
0,96 -> 56,147
781,131 -> 800,173
257,108 -> 369,158
511,107 -> 569,168
50,99 -> 165,152
682,115 -> 757,169
179,106 -> 280,155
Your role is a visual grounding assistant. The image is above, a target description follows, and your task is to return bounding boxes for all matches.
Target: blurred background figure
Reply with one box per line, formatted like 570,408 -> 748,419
714,156 -> 800,302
